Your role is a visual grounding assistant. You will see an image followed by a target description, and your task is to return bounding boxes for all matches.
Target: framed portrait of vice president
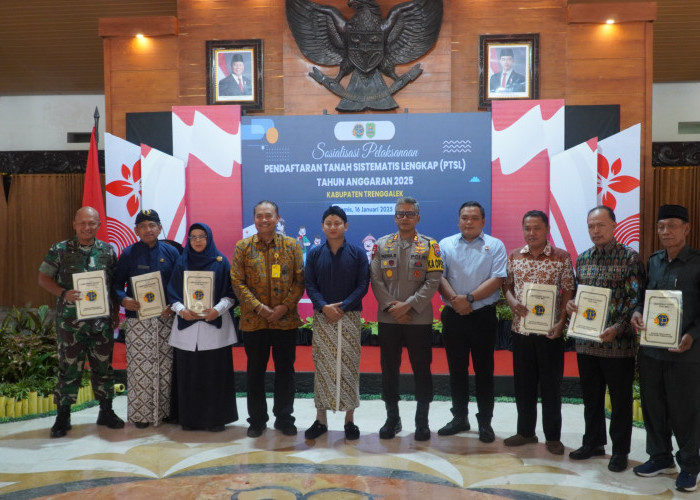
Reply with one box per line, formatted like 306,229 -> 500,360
478,33 -> 539,108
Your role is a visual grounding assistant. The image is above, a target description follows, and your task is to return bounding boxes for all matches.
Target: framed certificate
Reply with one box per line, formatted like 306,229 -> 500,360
641,290 -> 682,349
131,271 -> 166,320
522,282 -> 557,335
183,271 -> 214,316
72,270 -> 110,320
568,285 -> 611,342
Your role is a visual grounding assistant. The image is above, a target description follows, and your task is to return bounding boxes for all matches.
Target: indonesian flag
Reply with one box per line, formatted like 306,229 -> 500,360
82,126 -> 109,242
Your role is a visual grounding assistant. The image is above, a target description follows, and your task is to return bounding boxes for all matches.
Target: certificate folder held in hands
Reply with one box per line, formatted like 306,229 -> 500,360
568,285 -> 611,342
641,290 -> 682,349
73,270 -> 109,320
131,271 -> 167,320
522,282 -> 557,335
183,271 -> 214,316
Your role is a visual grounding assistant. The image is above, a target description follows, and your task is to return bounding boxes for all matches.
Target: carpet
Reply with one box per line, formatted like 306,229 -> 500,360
112,343 -> 580,377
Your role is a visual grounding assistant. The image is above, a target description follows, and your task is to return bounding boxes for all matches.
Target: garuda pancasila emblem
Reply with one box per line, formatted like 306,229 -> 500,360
286,0 -> 443,112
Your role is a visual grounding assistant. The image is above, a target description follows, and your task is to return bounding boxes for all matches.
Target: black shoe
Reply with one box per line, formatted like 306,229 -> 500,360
414,425 -> 431,441
304,420 -> 328,440
379,417 -> 402,439
274,421 -> 298,436
96,409 -> 125,429
437,416 -> 470,436
50,406 -> 72,438
344,422 -> 360,440
134,422 -> 149,429
207,425 -> 225,432
478,423 -> 495,443
247,424 -> 266,437
569,445 -> 605,460
608,454 -> 629,472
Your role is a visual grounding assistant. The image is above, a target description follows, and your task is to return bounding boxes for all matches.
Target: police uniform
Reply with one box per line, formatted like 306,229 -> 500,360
39,237 -> 117,406
370,232 -> 442,429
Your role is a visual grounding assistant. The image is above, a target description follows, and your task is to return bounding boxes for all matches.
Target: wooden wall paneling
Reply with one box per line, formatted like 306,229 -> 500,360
652,166 -> 700,251
450,0 -> 567,111
103,38 -> 114,138
102,35 -> 179,135
98,16 -> 178,37
6,174 -> 86,308
538,31 -> 568,100
108,36 -> 180,71
567,58 -> 646,94
567,1 -> 657,24
640,20 -> 655,260
177,0 -> 285,113
282,0 -> 451,115
566,9 -> 654,258
567,22 -> 646,59
110,71 -> 180,104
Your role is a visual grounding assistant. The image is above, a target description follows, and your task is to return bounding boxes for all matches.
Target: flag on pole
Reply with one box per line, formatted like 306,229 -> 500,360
82,126 -> 109,242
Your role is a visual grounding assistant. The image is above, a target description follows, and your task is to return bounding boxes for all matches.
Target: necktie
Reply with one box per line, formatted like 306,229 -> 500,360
501,72 -> 506,87
238,78 -> 244,92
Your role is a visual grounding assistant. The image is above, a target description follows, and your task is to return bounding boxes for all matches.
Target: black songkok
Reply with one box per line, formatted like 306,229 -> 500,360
657,205 -> 688,222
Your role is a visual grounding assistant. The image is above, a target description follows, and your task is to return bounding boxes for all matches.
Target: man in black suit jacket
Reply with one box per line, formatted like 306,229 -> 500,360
219,53 -> 253,96
489,48 -> 526,93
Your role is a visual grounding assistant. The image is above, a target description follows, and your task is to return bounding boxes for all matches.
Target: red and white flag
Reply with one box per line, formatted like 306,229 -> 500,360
82,127 -> 109,242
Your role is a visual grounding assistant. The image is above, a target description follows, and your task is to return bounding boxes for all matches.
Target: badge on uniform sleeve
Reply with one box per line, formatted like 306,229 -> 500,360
427,240 -> 443,272
271,264 -> 281,278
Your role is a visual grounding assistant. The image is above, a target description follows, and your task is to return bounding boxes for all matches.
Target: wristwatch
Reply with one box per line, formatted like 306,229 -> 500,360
466,293 -> 474,303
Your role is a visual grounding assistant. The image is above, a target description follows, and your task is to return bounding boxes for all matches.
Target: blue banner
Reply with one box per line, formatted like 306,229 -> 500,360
241,113 -> 491,258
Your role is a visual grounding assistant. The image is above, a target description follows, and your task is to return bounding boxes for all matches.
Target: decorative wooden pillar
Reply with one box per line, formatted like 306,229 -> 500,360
98,16 -> 179,138
567,2 -> 657,259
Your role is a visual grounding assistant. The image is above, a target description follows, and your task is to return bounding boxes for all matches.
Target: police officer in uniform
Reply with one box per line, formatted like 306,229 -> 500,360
38,206 -> 124,438
370,196 -> 443,441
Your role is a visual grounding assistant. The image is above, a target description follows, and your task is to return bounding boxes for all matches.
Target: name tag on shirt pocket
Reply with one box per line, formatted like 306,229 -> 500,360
271,264 -> 281,278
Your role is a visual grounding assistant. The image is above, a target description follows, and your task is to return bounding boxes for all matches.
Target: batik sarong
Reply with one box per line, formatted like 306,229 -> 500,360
311,310 -> 361,411
125,316 -> 174,425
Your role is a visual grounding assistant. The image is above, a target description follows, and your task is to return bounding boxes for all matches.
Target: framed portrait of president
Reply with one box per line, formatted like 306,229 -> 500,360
478,34 -> 539,108
206,39 -> 264,110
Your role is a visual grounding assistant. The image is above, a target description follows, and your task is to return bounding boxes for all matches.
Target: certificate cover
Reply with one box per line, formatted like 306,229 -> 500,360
641,290 -> 682,349
522,283 -> 557,335
568,285 -> 611,342
131,271 -> 166,320
73,270 -> 110,320
183,270 -> 214,316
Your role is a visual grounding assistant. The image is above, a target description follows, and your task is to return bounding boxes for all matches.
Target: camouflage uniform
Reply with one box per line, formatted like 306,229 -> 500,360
39,237 -> 117,406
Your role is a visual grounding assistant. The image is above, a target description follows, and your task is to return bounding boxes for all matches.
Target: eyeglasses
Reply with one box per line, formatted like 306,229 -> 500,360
395,211 -> 417,219
188,235 -> 207,241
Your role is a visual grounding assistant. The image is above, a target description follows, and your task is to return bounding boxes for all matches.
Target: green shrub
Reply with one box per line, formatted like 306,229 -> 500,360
0,306 -> 59,386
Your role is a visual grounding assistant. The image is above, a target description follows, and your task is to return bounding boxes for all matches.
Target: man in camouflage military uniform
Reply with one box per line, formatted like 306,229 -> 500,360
370,196 -> 443,441
38,206 -> 124,438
